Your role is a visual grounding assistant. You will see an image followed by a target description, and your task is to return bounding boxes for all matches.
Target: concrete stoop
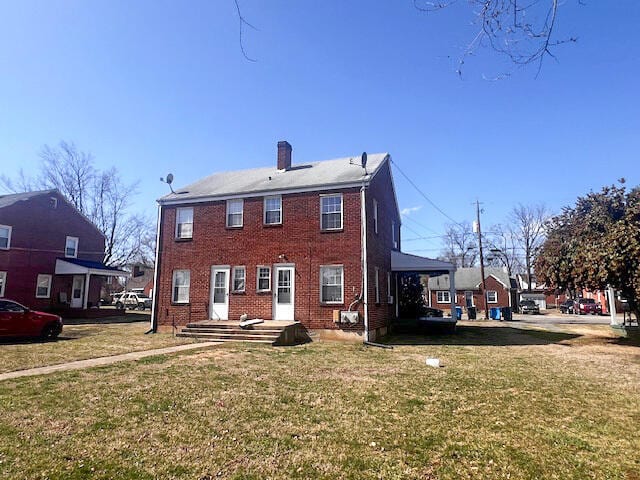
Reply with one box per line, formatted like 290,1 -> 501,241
176,321 -> 304,345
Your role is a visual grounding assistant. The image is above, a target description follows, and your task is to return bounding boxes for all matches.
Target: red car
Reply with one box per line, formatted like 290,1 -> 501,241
573,298 -> 603,315
0,299 -> 63,339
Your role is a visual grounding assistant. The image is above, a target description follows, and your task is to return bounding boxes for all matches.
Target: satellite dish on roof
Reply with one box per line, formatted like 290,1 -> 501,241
361,152 -> 367,169
160,173 -> 175,194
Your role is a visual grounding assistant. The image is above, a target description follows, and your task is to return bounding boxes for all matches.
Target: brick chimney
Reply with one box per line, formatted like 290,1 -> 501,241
277,141 -> 292,171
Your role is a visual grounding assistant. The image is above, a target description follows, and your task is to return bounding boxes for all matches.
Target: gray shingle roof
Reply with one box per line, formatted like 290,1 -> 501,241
0,189 -> 57,209
159,153 -> 390,204
428,267 -> 515,291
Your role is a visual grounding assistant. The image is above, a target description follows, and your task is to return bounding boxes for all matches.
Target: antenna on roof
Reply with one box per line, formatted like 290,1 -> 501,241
160,173 -> 175,194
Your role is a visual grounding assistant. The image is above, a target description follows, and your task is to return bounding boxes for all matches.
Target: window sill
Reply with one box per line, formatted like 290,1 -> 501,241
225,226 -> 243,230
231,291 -> 246,295
171,302 -> 190,306
257,290 -> 271,294
174,237 -> 193,242
320,229 -> 344,234
321,302 -> 344,307
263,223 -> 283,228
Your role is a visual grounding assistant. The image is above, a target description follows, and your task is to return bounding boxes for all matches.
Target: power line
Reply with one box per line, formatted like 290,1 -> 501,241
390,158 -> 465,227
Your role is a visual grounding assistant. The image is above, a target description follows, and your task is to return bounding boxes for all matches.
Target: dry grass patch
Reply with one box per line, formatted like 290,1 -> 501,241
0,325 -> 639,479
0,323 -> 195,373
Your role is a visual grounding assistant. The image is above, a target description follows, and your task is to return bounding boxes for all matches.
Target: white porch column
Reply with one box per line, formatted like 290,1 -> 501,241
608,286 -> 619,326
83,273 -> 91,309
449,270 -> 457,319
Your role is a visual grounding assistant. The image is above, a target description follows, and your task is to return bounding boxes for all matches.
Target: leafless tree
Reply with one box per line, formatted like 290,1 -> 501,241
439,221 -> 478,267
484,224 -> 522,277
1,141 -> 153,267
510,203 -> 550,291
414,0 -> 579,77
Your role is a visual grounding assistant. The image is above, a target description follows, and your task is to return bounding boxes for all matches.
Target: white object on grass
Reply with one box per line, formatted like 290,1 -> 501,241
426,358 -> 441,368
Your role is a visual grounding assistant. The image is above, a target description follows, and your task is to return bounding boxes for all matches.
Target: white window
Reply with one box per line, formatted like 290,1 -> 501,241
264,196 -> 282,225
320,265 -> 343,303
176,207 -> 194,239
0,225 -> 11,249
374,267 -> 380,304
65,236 -> 79,258
257,266 -> 271,291
373,199 -> 378,234
35,274 -> 52,298
232,266 -> 246,292
226,199 -> 244,227
172,270 -> 190,303
436,291 -> 451,304
486,291 -> 498,304
391,221 -> 398,249
387,271 -> 393,304
0,271 -> 6,297
320,194 -> 343,230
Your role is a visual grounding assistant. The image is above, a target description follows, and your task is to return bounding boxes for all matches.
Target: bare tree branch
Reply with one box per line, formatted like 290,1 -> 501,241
234,0 -> 257,62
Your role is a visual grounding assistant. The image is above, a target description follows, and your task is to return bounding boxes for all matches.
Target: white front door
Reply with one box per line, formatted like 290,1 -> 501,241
71,275 -> 84,308
210,267 -> 230,320
273,266 -> 295,320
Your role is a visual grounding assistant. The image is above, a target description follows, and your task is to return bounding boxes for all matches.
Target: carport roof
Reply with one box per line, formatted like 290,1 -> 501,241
391,250 -> 456,273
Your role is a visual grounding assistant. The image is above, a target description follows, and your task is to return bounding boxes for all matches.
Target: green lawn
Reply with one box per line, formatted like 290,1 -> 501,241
0,323 -> 639,479
0,322 -> 194,374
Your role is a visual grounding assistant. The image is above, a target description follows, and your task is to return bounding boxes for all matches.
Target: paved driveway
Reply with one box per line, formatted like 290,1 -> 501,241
512,313 -> 611,325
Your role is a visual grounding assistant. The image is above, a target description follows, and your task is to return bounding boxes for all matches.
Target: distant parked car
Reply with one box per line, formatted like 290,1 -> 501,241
0,299 -> 63,339
116,292 -> 152,310
520,300 -> 540,314
559,300 -> 574,314
423,306 -> 444,317
574,298 -> 602,315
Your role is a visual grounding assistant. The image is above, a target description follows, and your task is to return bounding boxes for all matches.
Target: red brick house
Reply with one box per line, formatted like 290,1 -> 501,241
427,267 -> 517,314
151,142 -> 457,341
0,189 -> 126,315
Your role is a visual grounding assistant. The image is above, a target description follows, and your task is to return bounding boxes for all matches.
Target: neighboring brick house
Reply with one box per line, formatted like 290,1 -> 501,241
152,141 -> 456,341
126,263 -> 154,296
427,267 -> 517,314
0,189 -> 126,315
516,274 -> 567,310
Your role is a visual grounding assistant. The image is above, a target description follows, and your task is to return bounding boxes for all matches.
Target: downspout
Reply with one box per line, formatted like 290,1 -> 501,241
361,184 -> 369,342
149,203 -> 162,333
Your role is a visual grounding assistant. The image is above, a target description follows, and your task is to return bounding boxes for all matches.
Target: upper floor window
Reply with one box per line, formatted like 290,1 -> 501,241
320,194 -> 343,231
391,221 -> 398,249
65,236 -> 79,258
373,199 -> 378,234
436,291 -> 451,304
176,207 -> 193,239
320,265 -> 343,303
232,266 -> 246,292
374,267 -> 380,304
0,271 -> 6,297
387,271 -> 393,304
264,196 -> 282,225
486,291 -> 498,303
35,274 -> 52,298
172,270 -> 190,303
226,199 -> 243,228
0,225 -> 11,249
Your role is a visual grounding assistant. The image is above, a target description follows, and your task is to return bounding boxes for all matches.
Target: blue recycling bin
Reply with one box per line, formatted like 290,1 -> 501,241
490,307 -> 501,320
455,306 -> 462,320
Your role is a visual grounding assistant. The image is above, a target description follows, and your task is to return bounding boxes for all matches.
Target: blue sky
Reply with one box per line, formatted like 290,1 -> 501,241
1,1 -> 638,256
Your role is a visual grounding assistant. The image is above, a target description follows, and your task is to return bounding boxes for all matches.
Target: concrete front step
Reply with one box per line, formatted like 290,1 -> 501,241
176,332 -> 276,344
183,327 -> 284,335
185,322 -> 287,331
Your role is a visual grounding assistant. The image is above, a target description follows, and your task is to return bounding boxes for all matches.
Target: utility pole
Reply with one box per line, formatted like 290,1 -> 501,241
475,200 -> 488,320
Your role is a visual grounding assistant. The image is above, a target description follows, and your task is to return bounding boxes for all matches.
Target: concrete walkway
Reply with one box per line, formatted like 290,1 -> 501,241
0,342 -> 219,382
